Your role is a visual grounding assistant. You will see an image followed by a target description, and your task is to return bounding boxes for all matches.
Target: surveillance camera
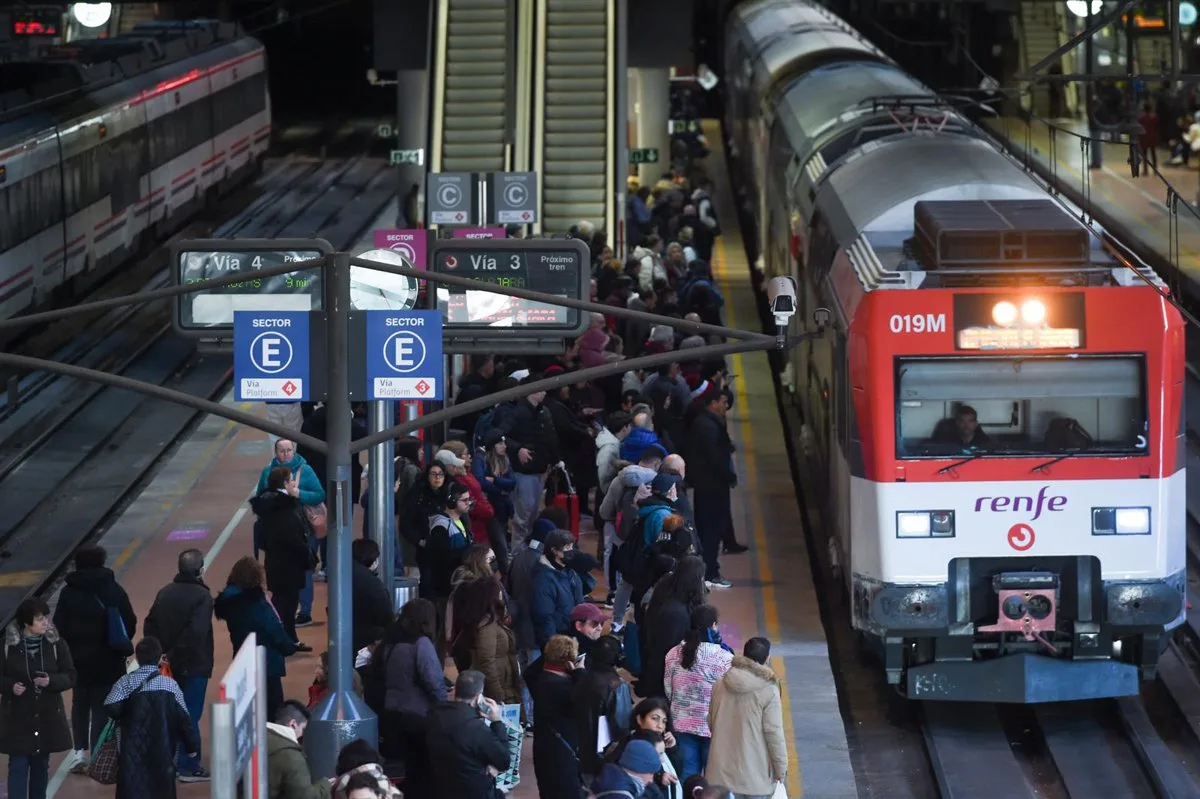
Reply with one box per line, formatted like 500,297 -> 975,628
767,276 -> 797,329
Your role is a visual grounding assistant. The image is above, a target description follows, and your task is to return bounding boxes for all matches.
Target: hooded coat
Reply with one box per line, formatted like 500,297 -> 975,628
266,723 -> 332,799
53,566 -> 137,685
705,655 -> 788,795
104,664 -> 196,799
213,585 -> 297,678
0,622 -> 74,756
599,464 -> 657,541
619,426 -> 663,463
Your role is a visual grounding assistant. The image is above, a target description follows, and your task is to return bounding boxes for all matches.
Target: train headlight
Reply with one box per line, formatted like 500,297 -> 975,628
1021,299 -> 1046,324
896,510 -> 955,538
1091,506 -> 1151,535
992,301 -> 1017,327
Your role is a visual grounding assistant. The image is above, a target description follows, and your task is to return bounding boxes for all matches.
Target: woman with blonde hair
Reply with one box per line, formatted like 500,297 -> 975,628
213,556 -> 297,718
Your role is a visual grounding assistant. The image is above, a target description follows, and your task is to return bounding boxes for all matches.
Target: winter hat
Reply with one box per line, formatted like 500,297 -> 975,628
651,472 -> 681,496
619,739 -> 662,773
531,517 -> 556,544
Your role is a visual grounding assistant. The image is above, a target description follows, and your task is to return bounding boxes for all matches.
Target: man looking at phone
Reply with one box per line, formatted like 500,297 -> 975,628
425,670 -> 512,798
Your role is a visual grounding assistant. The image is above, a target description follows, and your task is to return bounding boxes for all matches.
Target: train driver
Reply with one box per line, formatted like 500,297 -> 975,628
932,405 -> 992,451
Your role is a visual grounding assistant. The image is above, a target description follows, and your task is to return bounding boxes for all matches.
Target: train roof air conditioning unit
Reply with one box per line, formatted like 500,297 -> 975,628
913,199 -> 1090,270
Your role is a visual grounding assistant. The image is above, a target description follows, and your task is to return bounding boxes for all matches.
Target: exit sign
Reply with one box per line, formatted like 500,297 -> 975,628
630,148 -> 659,164
389,149 -> 424,166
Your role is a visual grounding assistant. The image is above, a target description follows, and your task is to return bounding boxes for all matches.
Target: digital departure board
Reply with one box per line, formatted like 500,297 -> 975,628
428,239 -> 589,338
172,238 -> 332,335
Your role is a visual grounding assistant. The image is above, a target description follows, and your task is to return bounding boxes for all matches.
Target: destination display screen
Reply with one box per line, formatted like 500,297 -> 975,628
953,293 -> 1086,351
429,242 -> 585,331
176,248 -> 324,330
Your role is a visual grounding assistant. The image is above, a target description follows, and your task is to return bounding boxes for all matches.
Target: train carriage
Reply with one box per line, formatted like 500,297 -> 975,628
726,0 -> 1187,703
0,21 -> 270,324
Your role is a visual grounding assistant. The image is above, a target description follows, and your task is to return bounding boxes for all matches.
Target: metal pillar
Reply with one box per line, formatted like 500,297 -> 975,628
614,0 -> 629,256
306,251 -> 378,777
632,67 -> 671,186
369,401 -> 396,590
211,702 -> 236,799
393,69 -> 431,227
1085,2 -> 1101,170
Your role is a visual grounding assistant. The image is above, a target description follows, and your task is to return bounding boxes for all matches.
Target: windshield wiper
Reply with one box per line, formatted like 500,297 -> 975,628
937,451 -> 986,475
1032,451 -> 1082,473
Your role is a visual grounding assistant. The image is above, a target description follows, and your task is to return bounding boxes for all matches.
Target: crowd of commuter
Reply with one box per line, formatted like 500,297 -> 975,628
0,119 -> 788,799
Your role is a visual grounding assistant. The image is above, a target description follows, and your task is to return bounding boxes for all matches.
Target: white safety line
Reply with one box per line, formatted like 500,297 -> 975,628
48,488 -> 257,797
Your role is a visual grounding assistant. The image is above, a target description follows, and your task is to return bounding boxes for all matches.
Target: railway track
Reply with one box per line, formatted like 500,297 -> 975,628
0,118 -> 394,625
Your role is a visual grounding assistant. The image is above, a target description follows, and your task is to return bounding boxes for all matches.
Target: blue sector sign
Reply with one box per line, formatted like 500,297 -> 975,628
233,311 -> 311,401
365,310 -> 444,400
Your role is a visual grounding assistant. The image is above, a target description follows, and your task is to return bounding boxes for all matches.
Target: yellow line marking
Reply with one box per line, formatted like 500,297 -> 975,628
714,233 -> 805,798
110,402 -> 253,576
0,571 -> 47,588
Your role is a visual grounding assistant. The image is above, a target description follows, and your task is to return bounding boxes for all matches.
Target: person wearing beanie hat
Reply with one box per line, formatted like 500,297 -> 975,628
591,738 -> 667,798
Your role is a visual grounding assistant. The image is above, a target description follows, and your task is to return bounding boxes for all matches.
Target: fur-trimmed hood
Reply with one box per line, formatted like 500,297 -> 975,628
4,620 -> 59,648
722,655 -> 777,694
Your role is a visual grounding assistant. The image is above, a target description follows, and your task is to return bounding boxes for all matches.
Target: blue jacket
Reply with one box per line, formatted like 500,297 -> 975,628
255,455 -> 325,506
212,585 -> 297,677
530,557 -> 584,649
619,426 -> 664,462
472,454 -> 515,512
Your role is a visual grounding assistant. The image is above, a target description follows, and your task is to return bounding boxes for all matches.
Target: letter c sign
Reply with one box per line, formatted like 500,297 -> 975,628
1008,523 -> 1035,552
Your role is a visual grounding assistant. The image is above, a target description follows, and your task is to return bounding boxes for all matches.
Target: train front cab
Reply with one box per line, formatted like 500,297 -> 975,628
841,286 -> 1187,703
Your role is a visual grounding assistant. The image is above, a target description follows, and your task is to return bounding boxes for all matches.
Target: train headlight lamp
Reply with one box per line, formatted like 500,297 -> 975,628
991,301 -> 1017,327
1091,506 -> 1151,535
896,510 -> 955,538
1020,299 -> 1046,324
72,3 -> 112,29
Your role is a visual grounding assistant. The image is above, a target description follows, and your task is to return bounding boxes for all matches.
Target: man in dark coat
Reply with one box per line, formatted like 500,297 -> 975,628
253,465 -> 317,650
144,548 -> 214,782
496,386 -> 560,543
52,545 -> 136,770
350,538 -> 395,653
687,387 -> 736,588
425,669 -> 511,798
105,636 -> 198,799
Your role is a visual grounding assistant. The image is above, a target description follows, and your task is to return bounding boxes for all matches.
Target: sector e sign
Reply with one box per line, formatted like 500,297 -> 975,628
172,238 -> 333,336
428,238 -> 589,339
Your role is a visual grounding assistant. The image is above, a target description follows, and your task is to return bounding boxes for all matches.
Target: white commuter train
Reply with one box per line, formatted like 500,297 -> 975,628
0,20 -> 271,323
726,0 -> 1187,703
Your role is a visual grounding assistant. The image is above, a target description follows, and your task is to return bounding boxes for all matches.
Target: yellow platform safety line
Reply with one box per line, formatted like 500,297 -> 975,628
713,233 -> 804,798
0,571 -> 47,588
111,400 -> 254,575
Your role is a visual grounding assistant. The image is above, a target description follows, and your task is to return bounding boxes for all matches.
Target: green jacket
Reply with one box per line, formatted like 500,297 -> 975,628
267,726 -> 331,799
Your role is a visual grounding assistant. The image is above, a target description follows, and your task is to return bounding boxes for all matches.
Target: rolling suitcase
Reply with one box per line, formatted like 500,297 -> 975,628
549,461 -> 581,540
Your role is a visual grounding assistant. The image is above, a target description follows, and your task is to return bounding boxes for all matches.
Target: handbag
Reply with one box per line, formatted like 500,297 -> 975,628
305,503 -> 329,538
93,596 -> 132,656
86,720 -> 120,785
87,670 -> 157,785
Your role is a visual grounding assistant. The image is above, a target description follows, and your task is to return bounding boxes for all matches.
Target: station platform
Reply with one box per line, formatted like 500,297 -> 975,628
12,135 -> 855,799
984,115 -> 1200,298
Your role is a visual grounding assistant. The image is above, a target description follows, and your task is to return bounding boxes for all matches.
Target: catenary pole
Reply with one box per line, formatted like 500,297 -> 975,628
305,251 -> 378,777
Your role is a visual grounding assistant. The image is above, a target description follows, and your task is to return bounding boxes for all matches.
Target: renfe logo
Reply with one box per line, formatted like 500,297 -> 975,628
974,486 -> 1067,521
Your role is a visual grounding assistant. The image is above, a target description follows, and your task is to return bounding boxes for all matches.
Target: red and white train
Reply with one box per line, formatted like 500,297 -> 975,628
0,20 -> 271,323
727,0 -> 1186,702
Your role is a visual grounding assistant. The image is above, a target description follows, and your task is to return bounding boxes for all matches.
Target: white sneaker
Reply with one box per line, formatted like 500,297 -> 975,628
68,749 -> 88,774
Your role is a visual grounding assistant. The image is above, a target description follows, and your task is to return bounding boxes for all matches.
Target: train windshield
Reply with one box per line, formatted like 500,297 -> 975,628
895,356 -> 1149,458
